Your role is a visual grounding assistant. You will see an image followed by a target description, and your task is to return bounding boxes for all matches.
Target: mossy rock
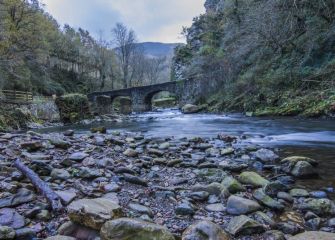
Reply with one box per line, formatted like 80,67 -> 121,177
55,94 -> 91,124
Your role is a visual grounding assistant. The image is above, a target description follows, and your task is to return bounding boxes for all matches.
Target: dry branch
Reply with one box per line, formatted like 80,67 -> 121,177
14,158 -> 64,214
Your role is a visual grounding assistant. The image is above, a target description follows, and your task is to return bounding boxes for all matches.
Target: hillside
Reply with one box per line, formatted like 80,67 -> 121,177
173,0 -> 335,117
136,42 -> 181,58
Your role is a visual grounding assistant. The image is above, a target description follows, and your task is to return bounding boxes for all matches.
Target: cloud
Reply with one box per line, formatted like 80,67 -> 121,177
41,0 -> 205,43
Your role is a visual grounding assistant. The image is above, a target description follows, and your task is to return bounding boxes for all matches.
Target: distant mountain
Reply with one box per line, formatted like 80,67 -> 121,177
136,42 -> 182,58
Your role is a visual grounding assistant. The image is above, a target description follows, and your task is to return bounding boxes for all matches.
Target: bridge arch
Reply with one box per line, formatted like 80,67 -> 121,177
143,90 -> 177,111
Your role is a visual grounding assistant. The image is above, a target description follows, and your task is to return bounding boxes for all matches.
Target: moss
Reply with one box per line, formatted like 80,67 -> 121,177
0,107 -> 40,131
55,93 -> 91,124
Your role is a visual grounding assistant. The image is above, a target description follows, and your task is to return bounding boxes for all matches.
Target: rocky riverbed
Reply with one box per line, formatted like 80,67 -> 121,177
0,129 -> 335,240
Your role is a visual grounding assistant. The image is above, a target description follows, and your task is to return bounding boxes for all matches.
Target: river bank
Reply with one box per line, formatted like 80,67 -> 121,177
0,127 -> 335,239
204,90 -> 335,119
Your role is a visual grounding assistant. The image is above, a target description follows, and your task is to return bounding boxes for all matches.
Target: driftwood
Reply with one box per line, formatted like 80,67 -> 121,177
14,158 -> 64,213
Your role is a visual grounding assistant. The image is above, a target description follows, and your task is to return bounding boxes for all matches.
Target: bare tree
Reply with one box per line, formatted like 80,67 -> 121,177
112,23 -> 137,88
145,57 -> 167,84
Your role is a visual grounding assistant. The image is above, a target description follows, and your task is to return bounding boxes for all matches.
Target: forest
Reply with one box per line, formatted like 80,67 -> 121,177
174,0 -> 335,117
0,0 -> 170,96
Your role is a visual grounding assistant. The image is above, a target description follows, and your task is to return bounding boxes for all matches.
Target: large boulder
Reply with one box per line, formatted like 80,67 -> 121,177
182,104 -> 201,114
227,215 -> 265,236
68,198 -> 123,230
281,156 -> 318,178
55,94 -> 91,124
182,221 -> 230,240
100,218 -> 175,240
289,231 -> 335,240
226,195 -> 262,215
238,172 -> 269,187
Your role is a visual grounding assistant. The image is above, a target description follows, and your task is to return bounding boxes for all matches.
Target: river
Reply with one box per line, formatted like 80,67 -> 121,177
39,109 -> 335,197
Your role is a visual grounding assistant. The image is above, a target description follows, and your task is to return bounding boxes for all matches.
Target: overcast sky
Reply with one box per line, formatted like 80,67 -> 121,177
42,0 -> 205,43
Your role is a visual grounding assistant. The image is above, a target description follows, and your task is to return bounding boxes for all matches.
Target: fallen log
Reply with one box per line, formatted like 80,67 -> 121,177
14,158 -> 64,214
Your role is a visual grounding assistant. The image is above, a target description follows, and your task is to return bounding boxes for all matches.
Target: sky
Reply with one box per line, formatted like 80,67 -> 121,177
42,0 -> 205,43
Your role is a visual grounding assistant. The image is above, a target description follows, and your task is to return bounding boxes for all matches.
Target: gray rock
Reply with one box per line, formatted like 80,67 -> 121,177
226,195 -> 262,215
68,152 -> 89,161
175,201 -> 195,216
49,137 -> 71,149
263,230 -> 285,240
197,168 -> 227,182
123,148 -> 139,157
289,231 -> 335,240
253,188 -> 285,211
20,141 -> 43,152
189,191 -> 210,201
227,215 -> 265,236
221,176 -> 245,194
263,181 -> 287,197
182,104 -> 200,114
253,211 -> 276,227
45,236 -> 76,240
192,183 -> 225,196
276,221 -> 303,235
100,218 -> 175,240
0,208 -> 25,229
56,191 -> 76,205
254,149 -> 279,162
78,167 -> 101,179
0,188 -> 35,208
220,147 -> 235,156
182,220 -> 230,240
219,161 -> 248,172
238,171 -> 269,187
15,228 -> 36,240
290,188 -> 309,197
205,203 -> 226,212
123,174 -> 148,187
51,168 -> 70,180
291,161 -> 318,178
103,183 -> 121,193
128,203 -> 154,217
277,192 -> 294,203
68,198 -> 123,230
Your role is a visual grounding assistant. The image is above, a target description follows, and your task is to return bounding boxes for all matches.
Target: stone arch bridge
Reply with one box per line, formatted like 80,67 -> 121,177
88,79 -> 216,113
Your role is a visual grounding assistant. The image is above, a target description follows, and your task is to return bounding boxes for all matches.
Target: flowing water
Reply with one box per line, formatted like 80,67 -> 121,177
40,109 -> 335,195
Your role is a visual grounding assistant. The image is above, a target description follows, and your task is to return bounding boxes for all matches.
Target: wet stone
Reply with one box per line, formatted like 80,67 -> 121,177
226,195 -> 262,215
0,188 -> 35,208
0,208 -> 25,229
182,221 -> 230,240
205,203 -> 225,212
68,198 -> 123,230
189,191 -> 210,201
128,203 -> 154,217
68,152 -> 89,161
175,201 -> 195,216
123,174 -> 148,187
227,215 -> 265,236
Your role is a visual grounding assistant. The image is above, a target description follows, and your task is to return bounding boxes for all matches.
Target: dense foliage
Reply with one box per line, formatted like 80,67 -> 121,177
174,0 -> 335,116
0,0 -> 170,96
